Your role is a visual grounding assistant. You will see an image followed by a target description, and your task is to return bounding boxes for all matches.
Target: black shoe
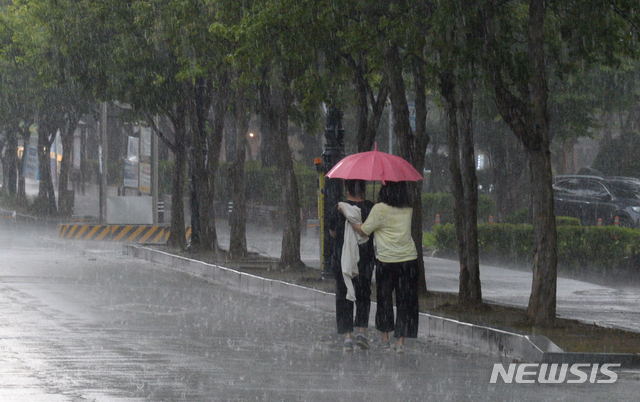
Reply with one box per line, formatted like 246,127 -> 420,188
343,338 -> 354,352
356,334 -> 370,350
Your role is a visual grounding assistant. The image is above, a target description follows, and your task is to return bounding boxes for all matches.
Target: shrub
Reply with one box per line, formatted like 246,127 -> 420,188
422,192 -> 496,228
422,231 -> 437,248
215,161 -> 318,209
556,216 -> 581,226
503,208 -> 530,224
431,223 -> 640,274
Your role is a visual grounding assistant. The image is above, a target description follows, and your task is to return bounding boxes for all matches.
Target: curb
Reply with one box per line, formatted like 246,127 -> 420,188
123,244 -> 640,367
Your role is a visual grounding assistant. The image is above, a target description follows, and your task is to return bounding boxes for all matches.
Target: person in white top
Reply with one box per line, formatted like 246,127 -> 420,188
330,180 -> 375,352
346,181 -> 419,354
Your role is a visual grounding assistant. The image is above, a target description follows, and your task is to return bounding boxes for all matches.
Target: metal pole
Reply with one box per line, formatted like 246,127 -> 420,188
152,117 -> 159,225
320,106 -> 345,280
314,157 -> 325,271
388,102 -> 393,155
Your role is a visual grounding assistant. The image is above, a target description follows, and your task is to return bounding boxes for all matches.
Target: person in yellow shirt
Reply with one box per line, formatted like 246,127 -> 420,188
344,181 -> 419,354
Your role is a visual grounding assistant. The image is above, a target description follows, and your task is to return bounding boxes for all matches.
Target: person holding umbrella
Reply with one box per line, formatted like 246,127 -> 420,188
327,143 -> 422,353
340,181 -> 419,353
329,179 -> 376,352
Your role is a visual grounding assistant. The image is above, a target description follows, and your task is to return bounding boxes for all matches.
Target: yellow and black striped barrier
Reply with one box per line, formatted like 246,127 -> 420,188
58,224 -> 192,244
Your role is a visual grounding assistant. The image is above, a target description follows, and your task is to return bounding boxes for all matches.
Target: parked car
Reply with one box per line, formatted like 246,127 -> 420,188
553,175 -> 640,228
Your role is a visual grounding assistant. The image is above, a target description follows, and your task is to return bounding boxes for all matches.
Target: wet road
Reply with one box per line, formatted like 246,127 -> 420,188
1,224 -> 640,401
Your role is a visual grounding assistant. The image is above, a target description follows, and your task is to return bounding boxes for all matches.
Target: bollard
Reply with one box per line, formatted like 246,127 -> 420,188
615,216 -> 620,226
597,218 -> 602,227
435,214 -> 441,225
489,215 -> 494,225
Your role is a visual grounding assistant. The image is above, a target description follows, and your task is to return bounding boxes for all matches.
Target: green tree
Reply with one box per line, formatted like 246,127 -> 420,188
481,0 -> 559,324
429,0 -> 489,306
369,1 -> 432,293
0,2 -> 40,198
233,0 -> 334,269
481,0 -> 640,324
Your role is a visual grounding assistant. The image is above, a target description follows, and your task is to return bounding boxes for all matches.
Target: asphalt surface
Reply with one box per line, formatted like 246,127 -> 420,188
3,223 -> 640,400
2,182 -> 640,399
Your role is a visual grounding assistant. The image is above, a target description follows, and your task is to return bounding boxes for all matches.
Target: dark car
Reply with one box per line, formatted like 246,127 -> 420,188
553,175 -> 640,228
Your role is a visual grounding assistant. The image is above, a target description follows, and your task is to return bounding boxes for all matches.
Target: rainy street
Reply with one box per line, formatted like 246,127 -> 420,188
0,223 -> 639,401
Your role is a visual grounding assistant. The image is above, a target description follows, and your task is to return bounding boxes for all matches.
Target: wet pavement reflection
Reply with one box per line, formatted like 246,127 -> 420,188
1,224 -> 639,401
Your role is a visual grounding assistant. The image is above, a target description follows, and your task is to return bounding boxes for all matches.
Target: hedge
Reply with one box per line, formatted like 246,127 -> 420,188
431,223 -> 640,274
422,193 -> 496,228
215,161 -> 318,209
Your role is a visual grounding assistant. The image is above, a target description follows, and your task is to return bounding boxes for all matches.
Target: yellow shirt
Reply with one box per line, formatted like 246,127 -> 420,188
360,203 -> 417,263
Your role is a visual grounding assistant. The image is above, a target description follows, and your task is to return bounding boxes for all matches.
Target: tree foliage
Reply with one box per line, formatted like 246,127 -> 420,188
2,0 -> 640,322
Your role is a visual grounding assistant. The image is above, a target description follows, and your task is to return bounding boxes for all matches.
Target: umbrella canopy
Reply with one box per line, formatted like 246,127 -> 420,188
325,143 -> 423,183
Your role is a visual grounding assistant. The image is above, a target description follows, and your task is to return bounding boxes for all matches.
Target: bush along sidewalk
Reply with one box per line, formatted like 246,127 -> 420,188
429,222 -> 640,277
422,192 -> 496,229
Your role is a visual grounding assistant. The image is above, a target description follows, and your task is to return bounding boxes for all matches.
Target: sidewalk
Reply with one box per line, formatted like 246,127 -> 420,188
426,257 -> 640,333
18,180 -> 640,335
216,219 -> 640,334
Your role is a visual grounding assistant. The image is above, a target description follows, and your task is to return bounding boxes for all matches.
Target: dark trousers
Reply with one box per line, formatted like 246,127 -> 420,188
375,259 -> 419,338
335,261 -> 373,334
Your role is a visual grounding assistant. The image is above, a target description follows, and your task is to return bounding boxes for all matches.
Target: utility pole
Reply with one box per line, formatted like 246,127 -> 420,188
319,106 -> 345,279
388,101 -> 393,155
152,116 -> 159,225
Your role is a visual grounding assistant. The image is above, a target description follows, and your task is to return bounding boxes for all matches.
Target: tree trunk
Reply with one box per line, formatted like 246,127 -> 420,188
458,77 -> 481,305
0,139 -> 7,195
258,79 -> 279,167
17,126 -> 32,202
483,0 -> 557,324
439,70 -> 482,306
260,76 -> 303,270
229,88 -> 250,260
527,146 -> 557,323
385,43 -> 429,293
440,73 -> 466,297
5,131 -> 18,195
189,78 -> 216,251
58,127 -> 74,216
346,53 -> 390,153
278,126 -> 303,270
203,77 -> 228,253
166,104 -> 188,249
526,0 -> 557,324
36,125 -> 57,215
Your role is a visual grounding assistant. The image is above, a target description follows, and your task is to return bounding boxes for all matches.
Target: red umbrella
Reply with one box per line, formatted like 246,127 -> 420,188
325,143 -> 423,184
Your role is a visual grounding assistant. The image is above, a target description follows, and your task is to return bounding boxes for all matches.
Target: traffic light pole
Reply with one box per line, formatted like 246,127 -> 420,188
319,106 -> 345,280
